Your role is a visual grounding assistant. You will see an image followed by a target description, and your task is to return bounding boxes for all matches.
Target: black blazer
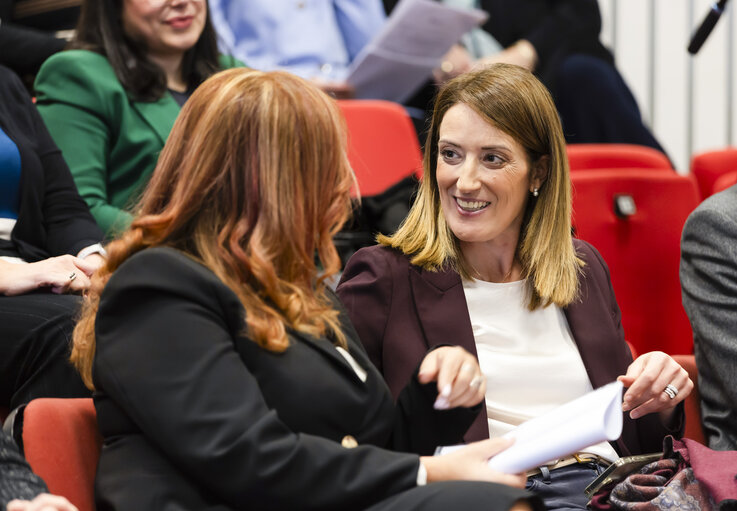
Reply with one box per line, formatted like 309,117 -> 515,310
0,65 -> 102,261
337,240 -> 683,455
92,247 -> 480,510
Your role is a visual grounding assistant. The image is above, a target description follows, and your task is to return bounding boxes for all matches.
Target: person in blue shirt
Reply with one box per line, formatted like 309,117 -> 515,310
209,0 -> 385,97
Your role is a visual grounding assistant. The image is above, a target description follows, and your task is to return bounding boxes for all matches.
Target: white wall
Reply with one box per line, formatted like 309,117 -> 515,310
598,0 -> 736,172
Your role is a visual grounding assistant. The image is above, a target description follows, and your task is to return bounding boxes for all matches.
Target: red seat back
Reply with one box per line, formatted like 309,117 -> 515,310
712,170 -> 737,195
338,100 -> 423,197
690,147 -> 737,199
571,169 -> 700,355
567,144 -> 672,172
22,398 -> 101,511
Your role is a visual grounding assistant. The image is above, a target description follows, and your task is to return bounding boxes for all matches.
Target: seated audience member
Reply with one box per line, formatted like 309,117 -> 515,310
337,64 -> 690,511
34,0 -> 240,237
681,184 -> 737,451
0,0 -> 80,79
1,430 -> 78,511
0,64 -> 100,411
208,0 -> 385,97
70,68 -> 542,511
385,0 -> 667,153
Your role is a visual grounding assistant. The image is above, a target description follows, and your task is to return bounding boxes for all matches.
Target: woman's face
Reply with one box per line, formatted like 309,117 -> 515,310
436,102 -> 541,249
122,0 -> 206,58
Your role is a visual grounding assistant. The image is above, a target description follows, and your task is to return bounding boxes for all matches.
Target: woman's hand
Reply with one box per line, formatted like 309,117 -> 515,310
418,346 -> 486,410
421,437 -> 526,488
617,351 -> 693,424
474,40 -> 538,72
433,44 -> 474,83
6,493 -> 79,511
0,255 -> 97,296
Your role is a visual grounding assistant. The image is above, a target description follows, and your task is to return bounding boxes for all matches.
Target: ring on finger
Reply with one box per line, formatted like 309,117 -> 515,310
461,363 -> 474,374
469,376 -> 483,388
69,272 -> 77,282
663,383 -> 678,399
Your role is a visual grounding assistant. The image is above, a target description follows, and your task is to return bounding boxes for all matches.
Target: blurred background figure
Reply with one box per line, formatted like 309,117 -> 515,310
385,0 -> 666,155
0,64 -> 101,413
33,0 -> 240,237
209,0 -> 385,98
0,0 -> 80,84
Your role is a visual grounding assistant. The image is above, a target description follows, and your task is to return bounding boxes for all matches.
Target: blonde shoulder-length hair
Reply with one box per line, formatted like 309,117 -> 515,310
72,68 -> 355,389
381,64 -> 581,310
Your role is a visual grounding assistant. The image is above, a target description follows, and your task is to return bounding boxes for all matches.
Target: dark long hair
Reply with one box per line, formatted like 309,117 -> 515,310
70,0 -> 221,101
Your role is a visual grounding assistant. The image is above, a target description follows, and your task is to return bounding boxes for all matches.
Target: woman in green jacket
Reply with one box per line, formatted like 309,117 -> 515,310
34,0 -> 240,236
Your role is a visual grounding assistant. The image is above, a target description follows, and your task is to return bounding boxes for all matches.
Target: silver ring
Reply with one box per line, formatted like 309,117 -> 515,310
460,363 -> 473,373
469,376 -> 483,388
69,272 -> 77,282
663,383 -> 678,399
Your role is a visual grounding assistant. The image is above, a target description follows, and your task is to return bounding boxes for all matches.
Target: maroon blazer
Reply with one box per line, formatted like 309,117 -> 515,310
337,239 -> 683,457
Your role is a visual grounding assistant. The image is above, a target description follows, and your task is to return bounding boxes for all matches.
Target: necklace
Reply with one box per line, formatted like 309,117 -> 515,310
468,260 -> 515,283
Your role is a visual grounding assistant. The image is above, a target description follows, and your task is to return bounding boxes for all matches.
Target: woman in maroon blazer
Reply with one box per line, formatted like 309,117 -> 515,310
337,64 -> 690,511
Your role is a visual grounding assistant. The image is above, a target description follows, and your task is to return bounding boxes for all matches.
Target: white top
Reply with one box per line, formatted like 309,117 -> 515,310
463,278 -> 619,463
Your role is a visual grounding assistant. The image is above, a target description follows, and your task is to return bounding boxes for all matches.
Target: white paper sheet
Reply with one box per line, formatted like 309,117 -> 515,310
437,381 -> 624,474
346,0 -> 488,103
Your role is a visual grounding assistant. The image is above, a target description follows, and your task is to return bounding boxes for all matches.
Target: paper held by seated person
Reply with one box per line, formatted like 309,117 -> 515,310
346,0 -> 488,103
437,381 -> 624,474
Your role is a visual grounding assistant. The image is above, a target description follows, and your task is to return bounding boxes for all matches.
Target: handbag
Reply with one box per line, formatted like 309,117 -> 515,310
589,436 -> 737,511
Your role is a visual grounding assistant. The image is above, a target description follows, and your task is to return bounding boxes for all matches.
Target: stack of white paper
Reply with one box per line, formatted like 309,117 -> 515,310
347,0 -> 488,103
437,381 -> 624,474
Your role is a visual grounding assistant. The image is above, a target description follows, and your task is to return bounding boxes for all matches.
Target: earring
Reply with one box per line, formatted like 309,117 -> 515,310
532,187 -> 539,197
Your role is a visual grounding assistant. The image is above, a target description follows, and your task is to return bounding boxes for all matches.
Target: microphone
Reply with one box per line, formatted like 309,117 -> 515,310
688,0 -> 729,54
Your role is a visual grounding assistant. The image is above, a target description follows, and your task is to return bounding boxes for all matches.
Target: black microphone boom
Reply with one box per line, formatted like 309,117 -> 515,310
688,0 -> 729,54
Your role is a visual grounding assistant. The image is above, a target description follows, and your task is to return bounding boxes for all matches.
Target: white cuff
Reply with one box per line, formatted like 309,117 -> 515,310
416,460 -> 428,486
78,243 -> 107,259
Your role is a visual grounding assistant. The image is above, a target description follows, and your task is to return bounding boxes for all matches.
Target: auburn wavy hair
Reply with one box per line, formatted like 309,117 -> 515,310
72,68 -> 355,389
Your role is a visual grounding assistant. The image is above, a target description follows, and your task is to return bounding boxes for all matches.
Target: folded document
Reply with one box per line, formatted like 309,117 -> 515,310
437,381 -> 624,474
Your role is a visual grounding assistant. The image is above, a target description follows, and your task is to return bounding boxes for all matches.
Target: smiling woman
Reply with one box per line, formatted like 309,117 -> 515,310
33,0 -> 241,237
337,64 -> 692,511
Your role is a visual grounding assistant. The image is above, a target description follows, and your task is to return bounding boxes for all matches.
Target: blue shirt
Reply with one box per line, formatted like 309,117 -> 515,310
0,124 -> 22,219
209,0 -> 386,81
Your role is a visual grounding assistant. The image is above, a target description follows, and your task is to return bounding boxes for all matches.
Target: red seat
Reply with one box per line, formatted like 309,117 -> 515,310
21,398 -> 101,511
571,169 -> 700,355
567,144 -> 673,172
671,354 -> 705,444
712,170 -> 737,195
690,147 -> 737,199
338,100 -> 423,197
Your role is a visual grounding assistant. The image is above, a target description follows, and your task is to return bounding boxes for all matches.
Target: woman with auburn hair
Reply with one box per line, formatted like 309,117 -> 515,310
337,64 -> 691,511
71,68 -> 542,511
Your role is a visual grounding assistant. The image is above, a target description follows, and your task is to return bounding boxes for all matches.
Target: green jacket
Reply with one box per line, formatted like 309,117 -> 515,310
35,50 -> 241,236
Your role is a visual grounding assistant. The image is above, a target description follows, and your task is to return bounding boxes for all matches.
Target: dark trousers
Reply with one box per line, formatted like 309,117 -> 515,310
553,54 -> 667,156
526,462 -> 607,511
367,480 -> 543,511
0,292 -> 90,411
